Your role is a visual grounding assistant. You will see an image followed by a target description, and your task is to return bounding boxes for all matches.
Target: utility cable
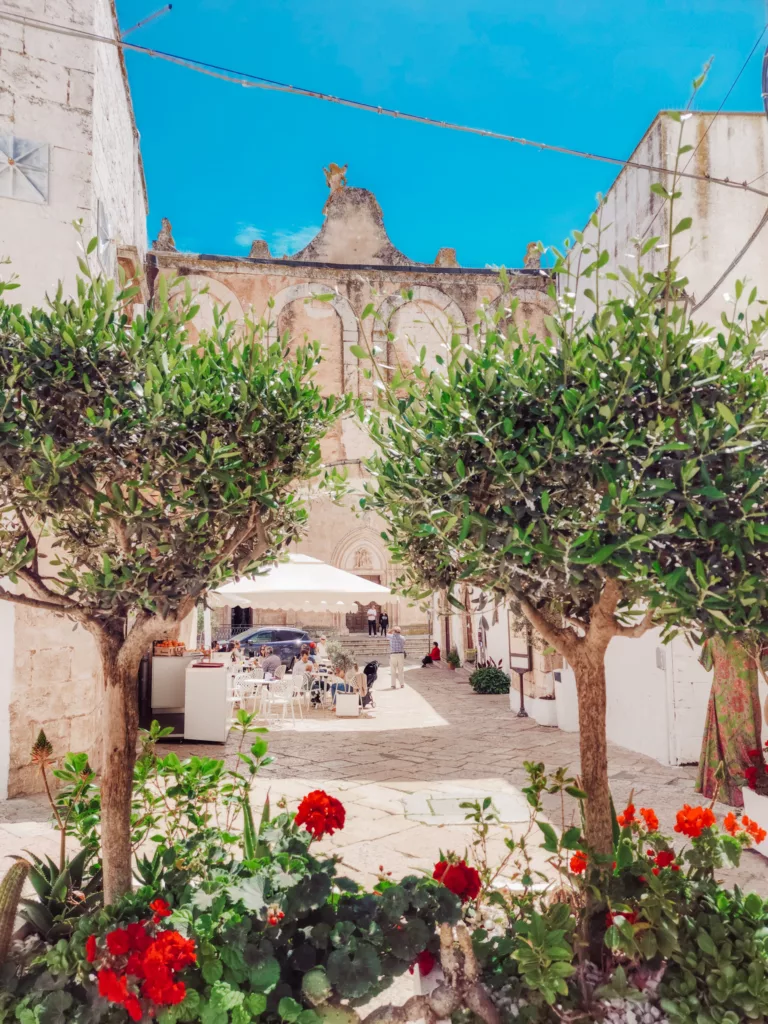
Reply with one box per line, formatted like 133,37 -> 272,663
3,7 -> 768,202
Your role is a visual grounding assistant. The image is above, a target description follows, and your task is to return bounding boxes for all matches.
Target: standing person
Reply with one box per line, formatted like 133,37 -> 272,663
367,605 -> 377,636
389,626 -> 406,689
316,635 -> 328,660
378,610 -> 389,636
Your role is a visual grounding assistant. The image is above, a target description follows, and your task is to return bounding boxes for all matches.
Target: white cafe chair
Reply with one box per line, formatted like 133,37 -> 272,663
263,676 -> 304,726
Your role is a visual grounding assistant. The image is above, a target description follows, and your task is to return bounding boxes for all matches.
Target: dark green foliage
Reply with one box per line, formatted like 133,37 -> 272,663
19,846 -> 102,942
469,666 -> 510,694
660,887 -> 768,1023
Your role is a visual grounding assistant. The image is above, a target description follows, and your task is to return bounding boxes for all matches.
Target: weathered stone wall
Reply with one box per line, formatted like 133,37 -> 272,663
8,610 -> 103,797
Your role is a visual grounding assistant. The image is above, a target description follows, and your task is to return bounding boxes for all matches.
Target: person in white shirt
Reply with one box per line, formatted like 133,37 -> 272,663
316,636 -> 328,660
367,606 -> 377,636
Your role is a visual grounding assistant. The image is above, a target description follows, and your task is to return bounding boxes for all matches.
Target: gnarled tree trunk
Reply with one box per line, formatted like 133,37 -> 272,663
92,611 -> 189,905
569,645 -> 612,855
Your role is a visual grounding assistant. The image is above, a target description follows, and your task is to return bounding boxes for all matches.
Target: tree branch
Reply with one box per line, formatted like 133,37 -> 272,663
517,595 -> 581,655
15,567 -> 76,608
614,607 -> 655,638
0,584 -> 87,620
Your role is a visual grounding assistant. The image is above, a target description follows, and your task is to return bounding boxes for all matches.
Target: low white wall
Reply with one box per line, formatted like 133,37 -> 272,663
604,629 -> 672,764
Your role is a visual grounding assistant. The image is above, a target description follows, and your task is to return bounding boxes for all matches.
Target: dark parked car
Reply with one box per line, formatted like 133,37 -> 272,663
232,627 -> 314,669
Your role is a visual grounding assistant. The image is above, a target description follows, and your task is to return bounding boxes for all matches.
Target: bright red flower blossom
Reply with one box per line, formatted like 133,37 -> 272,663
85,934 -> 98,963
149,898 -> 172,922
124,994 -> 143,1022
127,922 -> 152,953
409,950 -> 436,976
295,789 -> 346,838
433,859 -> 481,903
106,929 -> 131,956
745,765 -> 759,790
569,851 -> 588,874
655,850 -> 675,869
673,804 -> 715,839
98,968 -> 129,1003
606,910 -> 638,927
640,808 -> 659,831
617,804 -> 636,828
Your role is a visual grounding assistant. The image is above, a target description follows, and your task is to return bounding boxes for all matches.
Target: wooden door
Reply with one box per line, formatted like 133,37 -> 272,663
345,577 -> 382,632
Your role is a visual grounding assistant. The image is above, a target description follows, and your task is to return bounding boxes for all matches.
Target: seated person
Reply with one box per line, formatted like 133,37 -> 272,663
422,641 -> 441,667
351,662 -> 372,707
329,668 -> 352,708
261,647 -> 282,680
294,650 -> 315,679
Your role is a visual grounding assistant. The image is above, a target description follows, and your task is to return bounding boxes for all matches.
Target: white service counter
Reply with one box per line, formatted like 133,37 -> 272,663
184,662 -> 230,743
151,653 -> 201,711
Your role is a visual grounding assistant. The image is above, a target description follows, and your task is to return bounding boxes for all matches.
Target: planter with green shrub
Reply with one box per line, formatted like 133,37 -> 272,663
469,666 -> 510,694
446,647 -> 461,670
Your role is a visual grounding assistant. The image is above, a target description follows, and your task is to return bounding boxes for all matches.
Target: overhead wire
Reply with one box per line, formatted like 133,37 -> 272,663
3,6 -> 768,202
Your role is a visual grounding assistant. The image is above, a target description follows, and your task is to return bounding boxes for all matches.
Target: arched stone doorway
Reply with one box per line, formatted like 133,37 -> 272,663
331,530 -> 388,633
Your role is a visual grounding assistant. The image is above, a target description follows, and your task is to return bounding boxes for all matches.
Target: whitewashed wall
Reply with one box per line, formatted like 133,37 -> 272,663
574,112 -> 768,327
0,0 -> 146,303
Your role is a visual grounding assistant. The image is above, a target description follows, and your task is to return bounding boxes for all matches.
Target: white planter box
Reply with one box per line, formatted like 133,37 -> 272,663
742,787 -> 768,859
532,697 -> 558,727
508,689 -> 558,726
335,692 -> 360,717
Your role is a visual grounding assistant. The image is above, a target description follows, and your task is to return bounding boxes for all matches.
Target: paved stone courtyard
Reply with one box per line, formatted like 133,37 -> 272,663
1,661 -> 766,894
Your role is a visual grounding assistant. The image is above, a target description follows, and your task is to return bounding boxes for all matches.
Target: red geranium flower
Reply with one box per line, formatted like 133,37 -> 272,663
409,949 -> 436,976
106,928 -> 131,956
723,811 -> 740,836
85,934 -> 98,963
745,765 -> 759,790
295,790 -> 346,838
655,850 -> 675,869
742,815 -> 767,845
569,851 -> 588,874
124,995 -> 143,1022
673,804 -> 715,839
149,898 -> 172,922
127,921 -> 151,953
433,859 -> 481,903
606,909 -> 638,927
617,803 -> 636,828
640,807 -> 659,831
98,968 -> 129,1003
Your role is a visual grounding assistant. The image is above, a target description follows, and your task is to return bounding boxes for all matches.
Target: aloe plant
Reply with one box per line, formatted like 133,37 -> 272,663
19,847 -> 101,942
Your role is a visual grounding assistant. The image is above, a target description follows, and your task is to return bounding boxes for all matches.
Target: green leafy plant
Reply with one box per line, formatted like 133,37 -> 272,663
469,666 -> 510,694
325,640 -> 355,675
446,646 -> 461,669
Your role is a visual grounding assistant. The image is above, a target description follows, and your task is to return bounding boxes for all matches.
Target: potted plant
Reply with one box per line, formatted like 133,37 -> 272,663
469,666 -> 509,694
446,647 -> 461,671
741,742 -> 768,858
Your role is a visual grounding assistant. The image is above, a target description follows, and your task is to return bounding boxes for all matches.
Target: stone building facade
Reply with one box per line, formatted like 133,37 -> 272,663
149,166 -> 551,637
0,0 -> 147,797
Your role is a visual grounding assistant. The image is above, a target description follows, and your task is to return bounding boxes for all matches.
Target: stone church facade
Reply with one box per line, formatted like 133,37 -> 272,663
149,166 -> 551,635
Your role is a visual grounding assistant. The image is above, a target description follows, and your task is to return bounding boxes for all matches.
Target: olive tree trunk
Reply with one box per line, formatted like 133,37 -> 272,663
569,645 -> 613,855
92,612 -> 187,905
520,578 -> 652,858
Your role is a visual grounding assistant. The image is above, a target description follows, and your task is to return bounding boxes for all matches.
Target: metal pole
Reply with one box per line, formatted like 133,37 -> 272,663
515,669 -> 528,718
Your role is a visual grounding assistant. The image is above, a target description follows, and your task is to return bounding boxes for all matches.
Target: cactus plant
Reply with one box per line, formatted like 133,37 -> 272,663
0,860 -> 30,963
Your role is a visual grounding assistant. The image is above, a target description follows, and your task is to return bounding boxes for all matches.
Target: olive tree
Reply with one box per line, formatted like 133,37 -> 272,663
360,237 -> 768,856
0,265 -> 346,901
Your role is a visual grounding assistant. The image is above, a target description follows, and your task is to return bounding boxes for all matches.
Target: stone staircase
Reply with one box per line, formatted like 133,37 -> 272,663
333,633 -> 431,668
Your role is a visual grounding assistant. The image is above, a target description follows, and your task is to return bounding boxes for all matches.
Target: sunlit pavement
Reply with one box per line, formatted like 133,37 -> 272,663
1,662 -> 766,895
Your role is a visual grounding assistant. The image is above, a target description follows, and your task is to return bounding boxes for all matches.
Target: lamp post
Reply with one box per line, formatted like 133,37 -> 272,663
510,637 -> 532,718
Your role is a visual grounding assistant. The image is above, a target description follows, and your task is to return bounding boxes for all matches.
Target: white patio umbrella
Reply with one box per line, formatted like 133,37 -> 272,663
208,553 -> 390,614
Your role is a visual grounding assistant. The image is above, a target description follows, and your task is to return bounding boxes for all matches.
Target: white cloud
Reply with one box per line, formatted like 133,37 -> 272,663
270,226 -> 320,257
234,225 -> 266,248
233,224 -> 320,256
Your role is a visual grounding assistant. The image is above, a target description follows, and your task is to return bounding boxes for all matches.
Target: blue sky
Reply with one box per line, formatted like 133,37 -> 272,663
116,0 -> 765,269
